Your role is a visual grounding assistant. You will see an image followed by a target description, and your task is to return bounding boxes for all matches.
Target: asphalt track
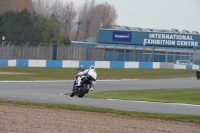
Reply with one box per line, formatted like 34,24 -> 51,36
0,77 -> 200,115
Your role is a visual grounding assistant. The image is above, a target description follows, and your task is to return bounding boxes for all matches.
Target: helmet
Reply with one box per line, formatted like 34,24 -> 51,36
80,65 -> 84,69
89,65 -> 95,70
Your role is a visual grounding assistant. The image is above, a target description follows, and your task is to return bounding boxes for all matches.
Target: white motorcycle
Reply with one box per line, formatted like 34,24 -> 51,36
70,69 -> 97,98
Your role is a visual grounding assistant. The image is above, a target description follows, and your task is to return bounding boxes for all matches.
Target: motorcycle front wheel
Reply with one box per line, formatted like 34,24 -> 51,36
70,90 -> 75,97
70,82 -> 76,97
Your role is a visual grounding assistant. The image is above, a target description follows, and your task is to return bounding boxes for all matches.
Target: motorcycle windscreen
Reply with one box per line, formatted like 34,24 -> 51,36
88,69 -> 97,79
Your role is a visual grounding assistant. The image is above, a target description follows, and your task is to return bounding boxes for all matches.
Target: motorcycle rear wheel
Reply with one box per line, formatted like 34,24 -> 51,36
78,84 -> 88,98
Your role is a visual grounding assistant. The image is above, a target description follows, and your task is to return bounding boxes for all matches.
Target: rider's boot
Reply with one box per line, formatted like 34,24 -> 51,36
89,88 -> 94,91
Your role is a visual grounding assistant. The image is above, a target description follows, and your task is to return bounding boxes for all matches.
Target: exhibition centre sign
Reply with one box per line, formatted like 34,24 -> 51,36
143,33 -> 199,47
98,29 -> 200,47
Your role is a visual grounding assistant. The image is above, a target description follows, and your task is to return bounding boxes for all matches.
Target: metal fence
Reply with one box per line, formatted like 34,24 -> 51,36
1,41 -> 200,65
0,41 -> 104,61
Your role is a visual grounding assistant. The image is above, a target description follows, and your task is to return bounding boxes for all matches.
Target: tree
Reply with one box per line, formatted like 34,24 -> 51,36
75,0 -> 118,41
0,0 -> 33,13
60,2 -> 76,38
32,0 -> 63,19
75,0 -> 97,40
97,2 -> 118,28
1,9 -> 42,42
0,15 -> 4,37
49,0 -> 63,19
75,6 -> 84,41
36,14 -> 70,45
0,0 -> 118,43
32,0 -> 74,44
31,0 -> 49,16
83,0 -> 96,39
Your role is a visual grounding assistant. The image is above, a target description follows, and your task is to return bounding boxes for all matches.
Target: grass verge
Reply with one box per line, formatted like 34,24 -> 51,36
84,88 -> 200,105
0,67 -> 196,80
0,67 -> 199,124
0,99 -> 200,124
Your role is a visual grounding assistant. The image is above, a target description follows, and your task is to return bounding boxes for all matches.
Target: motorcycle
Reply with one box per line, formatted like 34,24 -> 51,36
196,70 -> 200,80
70,74 -> 96,98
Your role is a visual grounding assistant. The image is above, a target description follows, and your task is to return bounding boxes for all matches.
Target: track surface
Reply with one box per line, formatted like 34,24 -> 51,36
0,77 -> 200,115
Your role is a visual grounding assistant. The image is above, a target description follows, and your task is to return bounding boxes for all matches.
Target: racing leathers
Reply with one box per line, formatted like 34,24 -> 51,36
75,67 -> 97,91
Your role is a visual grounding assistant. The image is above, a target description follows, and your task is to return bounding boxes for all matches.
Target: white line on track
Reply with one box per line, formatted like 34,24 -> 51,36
0,80 -> 71,82
107,99 -> 200,107
59,93 -> 65,96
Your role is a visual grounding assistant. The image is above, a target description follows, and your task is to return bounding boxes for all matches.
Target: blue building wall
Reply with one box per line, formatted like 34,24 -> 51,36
69,29 -> 197,63
103,50 -> 190,62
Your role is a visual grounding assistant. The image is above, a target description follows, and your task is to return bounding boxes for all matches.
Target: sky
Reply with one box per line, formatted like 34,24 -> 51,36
62,0 -> 200,32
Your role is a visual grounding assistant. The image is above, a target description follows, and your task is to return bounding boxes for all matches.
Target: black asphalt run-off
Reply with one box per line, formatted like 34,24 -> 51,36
0,77 -> 200,115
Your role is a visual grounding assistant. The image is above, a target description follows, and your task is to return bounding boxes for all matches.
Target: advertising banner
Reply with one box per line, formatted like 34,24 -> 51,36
112,31 -> 132,42
143,33 -> 199,47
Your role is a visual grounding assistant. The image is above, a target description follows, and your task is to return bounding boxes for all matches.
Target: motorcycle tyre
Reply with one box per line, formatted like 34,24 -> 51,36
70,90 -> 75,97
78,84 -> 88,98
70,84 -> 76,97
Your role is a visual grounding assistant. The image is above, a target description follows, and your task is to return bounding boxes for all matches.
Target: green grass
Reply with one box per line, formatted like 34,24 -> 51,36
0,66 -> 196,80
0,99 -> 200,124
84,88 -> 200,104
0,67 -> 199,124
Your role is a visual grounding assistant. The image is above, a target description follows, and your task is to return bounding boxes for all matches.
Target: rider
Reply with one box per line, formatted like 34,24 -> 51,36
76,65 -> 84,74
74,65 -> 84,88
75,65 -> 97,91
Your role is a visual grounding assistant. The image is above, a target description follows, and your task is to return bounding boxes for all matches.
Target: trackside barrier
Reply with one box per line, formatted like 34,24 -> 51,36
0,60 -> 199,70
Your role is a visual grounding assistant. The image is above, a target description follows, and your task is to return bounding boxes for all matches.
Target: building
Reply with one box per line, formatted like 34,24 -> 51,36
71,25 -> 200,64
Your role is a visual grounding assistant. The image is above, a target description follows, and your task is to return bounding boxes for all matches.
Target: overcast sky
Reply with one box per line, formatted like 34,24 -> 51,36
62,0 -> 200,32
